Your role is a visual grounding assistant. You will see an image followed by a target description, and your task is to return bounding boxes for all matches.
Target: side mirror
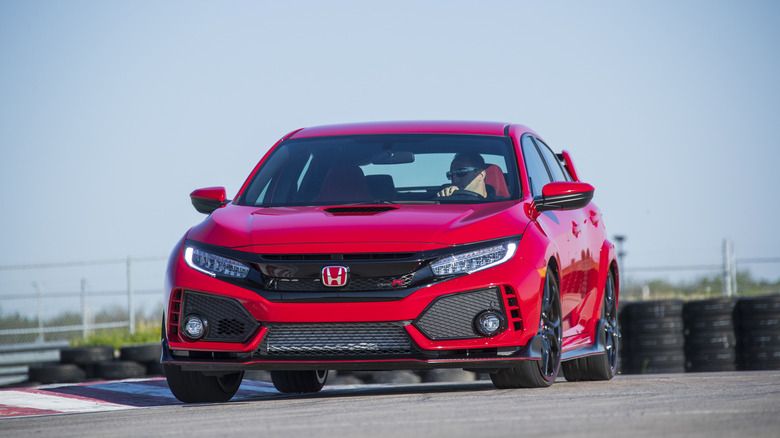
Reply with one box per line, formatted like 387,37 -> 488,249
190,187 -> 229,214
535,181 -> 594,212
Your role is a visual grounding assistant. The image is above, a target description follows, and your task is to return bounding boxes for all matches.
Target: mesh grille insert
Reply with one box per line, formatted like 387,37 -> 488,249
414,288 -> 504,340
183,292 -> 259,343
256,322 -> 412,356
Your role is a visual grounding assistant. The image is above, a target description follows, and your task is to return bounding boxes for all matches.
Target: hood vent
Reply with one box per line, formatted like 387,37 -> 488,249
324,206 -> 398,215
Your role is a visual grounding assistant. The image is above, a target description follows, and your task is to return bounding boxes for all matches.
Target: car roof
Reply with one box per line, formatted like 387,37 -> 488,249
288,121 -> 516,139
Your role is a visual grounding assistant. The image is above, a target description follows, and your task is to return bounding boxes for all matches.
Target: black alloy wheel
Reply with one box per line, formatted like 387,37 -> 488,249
562,270 -> 618,381
600,271 -> 620,375
537,272 -> 563,380
491,269 -> 562,388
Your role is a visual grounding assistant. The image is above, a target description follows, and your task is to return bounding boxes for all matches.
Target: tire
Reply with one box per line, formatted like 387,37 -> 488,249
737,329 -> 780,348
626,351 -> 686,374
60,346 -> 115,365
685,332 -> 736,352
685,316 -> 735,333
735,295 -> 780,370
271,370 -> 329,393
98,361 -> 148,380
146,361 -> 165,376
736,295 -> 780,318
738,317 -> 780,331
627,318 -> 684,334
28,363 -> 86,384
685,350 -> 737,372
164,364 -> 244,403
563,270 -> 618,382
683,298 -> 736,319
492,270 -> 561,388
120,344 -> 162,363
622,300 -> 684,320
629,333 -> 686,351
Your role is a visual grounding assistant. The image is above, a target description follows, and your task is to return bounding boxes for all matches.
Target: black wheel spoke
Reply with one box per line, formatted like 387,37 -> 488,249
537,273 -> 562,380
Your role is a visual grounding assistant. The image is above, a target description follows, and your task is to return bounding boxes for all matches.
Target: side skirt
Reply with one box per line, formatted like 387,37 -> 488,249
560,319 -> 607,361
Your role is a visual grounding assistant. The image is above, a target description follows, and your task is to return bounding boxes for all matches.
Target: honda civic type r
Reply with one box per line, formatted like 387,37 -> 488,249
163,121 -> 620,402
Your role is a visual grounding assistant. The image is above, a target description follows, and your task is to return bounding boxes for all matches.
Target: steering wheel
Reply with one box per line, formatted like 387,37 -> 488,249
444,189 -> 484,199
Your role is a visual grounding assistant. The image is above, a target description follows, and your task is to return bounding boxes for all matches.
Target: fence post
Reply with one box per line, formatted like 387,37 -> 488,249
127,257 -> 135,335
33,281 -> 44,342
81,278 -> 88,339
723,239 -> 733,297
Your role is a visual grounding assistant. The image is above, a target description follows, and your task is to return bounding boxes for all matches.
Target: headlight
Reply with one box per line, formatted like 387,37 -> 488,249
184,246 -> 250,278
430,242 -> 517,276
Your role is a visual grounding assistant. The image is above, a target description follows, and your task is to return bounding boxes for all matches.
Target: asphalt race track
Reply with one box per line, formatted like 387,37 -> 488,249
1,371 -> 779,437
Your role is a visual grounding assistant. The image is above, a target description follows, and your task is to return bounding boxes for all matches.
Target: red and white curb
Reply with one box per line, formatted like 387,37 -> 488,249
0,378 -> 279,418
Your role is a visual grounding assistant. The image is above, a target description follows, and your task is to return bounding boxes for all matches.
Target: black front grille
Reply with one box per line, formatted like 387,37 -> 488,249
255,322 -> 412,356
266,273 -> 415,292
414,288 -> 504,340
262,252 -> 415,261
182,292 -> 259,343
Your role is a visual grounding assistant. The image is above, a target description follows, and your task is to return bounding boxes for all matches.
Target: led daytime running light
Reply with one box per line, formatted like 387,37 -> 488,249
431,243 -> 517,276
184,246 -> 250,278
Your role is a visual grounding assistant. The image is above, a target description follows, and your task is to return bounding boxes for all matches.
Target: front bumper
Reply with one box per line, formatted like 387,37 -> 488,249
163,239 -> 546,371
162,333 -> 547,373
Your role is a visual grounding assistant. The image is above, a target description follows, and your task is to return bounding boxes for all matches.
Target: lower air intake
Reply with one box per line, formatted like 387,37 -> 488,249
414,287 -> 504,340
256,322 -> 412,356
182,291 -> 259,343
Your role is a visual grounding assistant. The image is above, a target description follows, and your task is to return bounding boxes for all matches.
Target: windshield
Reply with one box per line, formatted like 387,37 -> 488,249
237,134 -> 520,207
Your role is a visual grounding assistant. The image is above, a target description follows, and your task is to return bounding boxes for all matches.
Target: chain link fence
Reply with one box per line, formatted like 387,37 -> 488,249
0,257 -> 166,345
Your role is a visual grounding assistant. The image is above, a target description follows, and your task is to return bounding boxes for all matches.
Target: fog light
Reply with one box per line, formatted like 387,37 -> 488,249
181,314 -> 208,340
474,310 -> 506,337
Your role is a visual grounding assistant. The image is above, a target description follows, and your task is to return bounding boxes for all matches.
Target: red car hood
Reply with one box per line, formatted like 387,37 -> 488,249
187,202 -> 529,253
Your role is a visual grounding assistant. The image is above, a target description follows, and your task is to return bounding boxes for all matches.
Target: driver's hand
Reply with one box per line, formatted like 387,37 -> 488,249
437,185 -> 459,197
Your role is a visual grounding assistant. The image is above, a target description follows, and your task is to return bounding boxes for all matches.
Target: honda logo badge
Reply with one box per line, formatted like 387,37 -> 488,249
321,266 -> 349,287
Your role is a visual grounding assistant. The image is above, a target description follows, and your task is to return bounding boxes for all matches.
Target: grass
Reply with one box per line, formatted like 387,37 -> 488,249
70,318 -> 161,350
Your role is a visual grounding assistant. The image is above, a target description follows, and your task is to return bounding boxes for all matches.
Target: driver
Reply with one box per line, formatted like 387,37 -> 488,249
437,153 -> 488,198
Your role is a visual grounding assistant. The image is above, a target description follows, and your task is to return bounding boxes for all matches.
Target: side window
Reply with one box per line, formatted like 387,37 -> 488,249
521,135 -> 552,198
534,138 -> 567,182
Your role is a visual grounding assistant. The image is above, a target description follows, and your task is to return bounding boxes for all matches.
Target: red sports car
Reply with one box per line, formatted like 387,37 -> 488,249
162,121 -> 619,402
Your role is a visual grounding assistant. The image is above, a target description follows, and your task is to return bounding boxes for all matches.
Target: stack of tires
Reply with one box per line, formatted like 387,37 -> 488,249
620,299 -> 686,374
683,298 -> 737,372
736,295 -> 780,370
28,344 -> 162,384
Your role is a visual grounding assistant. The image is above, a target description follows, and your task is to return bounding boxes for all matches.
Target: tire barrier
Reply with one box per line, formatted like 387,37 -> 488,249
619,300 -> 686,374
59,346 -> 117,378
683,298 -> 737,372
27,363 -> 87,384
27,343 -> 163,385
736,295 -> 780,370
120,344 -> 164,376
620,295 -> 780,374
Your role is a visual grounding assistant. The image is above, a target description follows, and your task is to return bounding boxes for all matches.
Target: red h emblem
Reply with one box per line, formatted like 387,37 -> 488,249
321,266 -> 349,287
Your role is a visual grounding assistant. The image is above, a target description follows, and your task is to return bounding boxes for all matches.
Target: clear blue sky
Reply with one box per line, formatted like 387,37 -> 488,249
1,1 -> 779,283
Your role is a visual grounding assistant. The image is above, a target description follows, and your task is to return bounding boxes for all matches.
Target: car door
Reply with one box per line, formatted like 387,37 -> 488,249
521,135 -> 589,338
